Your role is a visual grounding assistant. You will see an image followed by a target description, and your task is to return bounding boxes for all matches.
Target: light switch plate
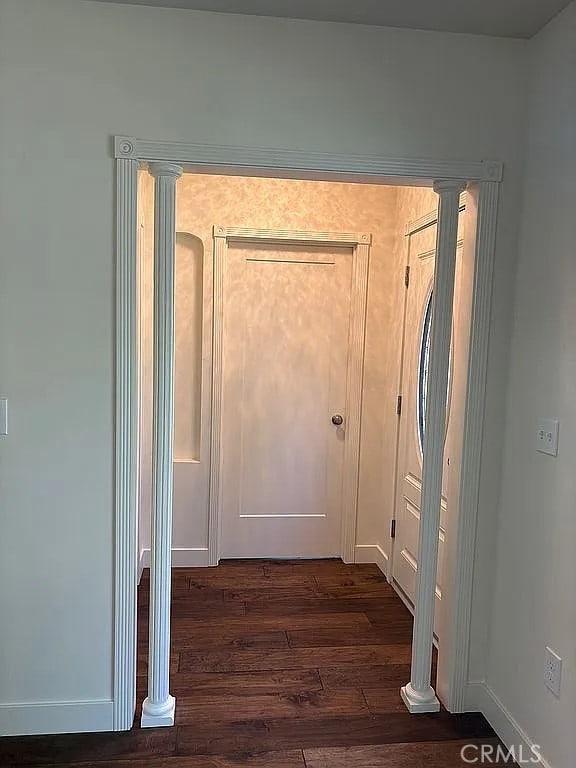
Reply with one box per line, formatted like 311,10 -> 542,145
536,418 -> 559,456
0,398 -> 7,436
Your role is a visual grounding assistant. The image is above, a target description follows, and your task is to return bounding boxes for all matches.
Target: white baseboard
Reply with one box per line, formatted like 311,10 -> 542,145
138,547 -> 146,584
0,699 -> 113,737
354,544 -> 389,576
139,547 -> 209,577
465,682 -> 553,768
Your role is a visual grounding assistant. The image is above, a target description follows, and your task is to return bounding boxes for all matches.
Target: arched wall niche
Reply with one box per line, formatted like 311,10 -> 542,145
174,231 -> 204,462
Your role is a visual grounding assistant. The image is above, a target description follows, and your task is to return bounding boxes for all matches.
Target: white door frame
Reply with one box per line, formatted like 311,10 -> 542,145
113,135 -> 501,729
209,225 -> 371,565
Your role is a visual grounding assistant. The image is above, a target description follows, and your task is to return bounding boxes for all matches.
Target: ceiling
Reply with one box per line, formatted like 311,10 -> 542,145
95,0 -> 570,38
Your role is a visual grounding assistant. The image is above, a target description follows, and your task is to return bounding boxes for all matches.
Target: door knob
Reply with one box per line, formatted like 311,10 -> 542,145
331,414 -> 344,426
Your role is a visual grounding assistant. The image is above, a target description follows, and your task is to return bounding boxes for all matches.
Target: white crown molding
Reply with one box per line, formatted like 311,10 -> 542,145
114,136 -> 503,183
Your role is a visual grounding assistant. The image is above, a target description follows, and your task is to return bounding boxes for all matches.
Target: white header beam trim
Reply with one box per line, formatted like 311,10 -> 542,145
114,137 -> 503,183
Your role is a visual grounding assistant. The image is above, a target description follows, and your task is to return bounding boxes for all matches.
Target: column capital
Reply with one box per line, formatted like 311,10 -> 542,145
433,179 -> 467,195
149,162 -> 183,180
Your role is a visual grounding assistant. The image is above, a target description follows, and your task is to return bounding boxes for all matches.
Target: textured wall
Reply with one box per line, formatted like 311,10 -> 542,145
140,173 -> 402,553
137,170 -> 154,563
139,177 -> 446,567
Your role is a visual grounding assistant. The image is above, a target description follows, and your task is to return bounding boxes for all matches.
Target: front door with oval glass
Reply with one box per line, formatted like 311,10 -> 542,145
392,218 -> 462,638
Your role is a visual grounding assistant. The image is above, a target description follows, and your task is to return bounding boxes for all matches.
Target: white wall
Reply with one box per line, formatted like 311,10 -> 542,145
0,0 -> 529,732
485,3 -> 576,767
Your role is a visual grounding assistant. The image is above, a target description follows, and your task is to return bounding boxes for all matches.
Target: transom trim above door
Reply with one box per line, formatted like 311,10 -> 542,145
209,225 -> 371,565
213,226 -> 372,246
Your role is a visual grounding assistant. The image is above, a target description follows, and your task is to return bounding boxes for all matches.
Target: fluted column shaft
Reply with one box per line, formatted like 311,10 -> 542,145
401,180 -> 466,714
141,162 -> 183,728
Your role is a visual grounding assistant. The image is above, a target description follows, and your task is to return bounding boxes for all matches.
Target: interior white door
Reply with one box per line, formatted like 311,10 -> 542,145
220,240 -> 353,558
393,219 -> 463,637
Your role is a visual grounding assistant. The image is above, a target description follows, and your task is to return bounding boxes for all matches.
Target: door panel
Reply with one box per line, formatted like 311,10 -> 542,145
393,217 -> 463,638
220,241 -> 353,558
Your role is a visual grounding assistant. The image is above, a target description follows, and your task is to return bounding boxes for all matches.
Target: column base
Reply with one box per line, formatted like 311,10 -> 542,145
400,683 -> 440,713
141,694 -> 176,728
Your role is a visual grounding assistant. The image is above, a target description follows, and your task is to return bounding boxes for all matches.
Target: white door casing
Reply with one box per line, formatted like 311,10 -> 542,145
210,227 -> 370,563
114,135 -> 501,729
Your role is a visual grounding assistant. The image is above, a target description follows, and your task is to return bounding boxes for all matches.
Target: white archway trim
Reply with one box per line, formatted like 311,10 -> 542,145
113,136 -> 502,730
114,137 -> 502,183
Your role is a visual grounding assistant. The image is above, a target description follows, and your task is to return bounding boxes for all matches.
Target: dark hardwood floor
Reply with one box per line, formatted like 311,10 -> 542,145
1,559 -> 508,767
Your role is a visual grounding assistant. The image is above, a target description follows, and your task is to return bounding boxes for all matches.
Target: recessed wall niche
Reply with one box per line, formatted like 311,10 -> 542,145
174,232 -> 203,462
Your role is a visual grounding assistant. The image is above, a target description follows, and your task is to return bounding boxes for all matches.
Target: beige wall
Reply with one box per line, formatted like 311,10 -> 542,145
137,170 -> 154,562
395,187 -> 438,225
140,173 -> 406,555
139,175 -> 441,566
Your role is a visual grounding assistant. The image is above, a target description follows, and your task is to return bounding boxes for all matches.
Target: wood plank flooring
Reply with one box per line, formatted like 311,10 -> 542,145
0,559 -> 510,767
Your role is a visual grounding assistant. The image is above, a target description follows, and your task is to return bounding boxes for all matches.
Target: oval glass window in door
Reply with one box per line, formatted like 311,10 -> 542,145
417,290 -> 451,454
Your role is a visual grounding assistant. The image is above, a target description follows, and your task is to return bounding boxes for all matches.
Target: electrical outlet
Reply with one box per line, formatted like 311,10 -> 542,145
536,419 -> 559,456
0,398 -> 6,436
544,646 -> 562,697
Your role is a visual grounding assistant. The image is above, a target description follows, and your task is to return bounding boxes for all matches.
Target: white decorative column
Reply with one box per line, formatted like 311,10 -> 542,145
141,162 -> 183,728
401,179 -> 467,714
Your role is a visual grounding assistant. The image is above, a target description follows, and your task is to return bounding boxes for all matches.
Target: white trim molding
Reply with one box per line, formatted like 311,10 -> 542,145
465,683 -> 553,768
114,136 -> 503,730
354,544 -> 389,576
341,239 -> 370,563
113,157 -> 139,732
210,225 -> 370,565
114,137 -> 502,183
0,700 -> 114,737
139,547 -> 209,574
